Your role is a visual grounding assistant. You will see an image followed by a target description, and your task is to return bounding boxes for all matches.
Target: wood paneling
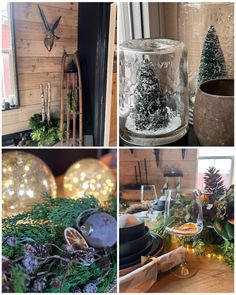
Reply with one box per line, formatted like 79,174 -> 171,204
2,2 -> 78,135
14,3 -> 77,27
109,73 -> 117,146
19,87 -> 60,106
120,149 -> 198,200
15,40 -> 77,57
17,57 -> 62,74
15,21 -> 77,42
3,101 -> 61,134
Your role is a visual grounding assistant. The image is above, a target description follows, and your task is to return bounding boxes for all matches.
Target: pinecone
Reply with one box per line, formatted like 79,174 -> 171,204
73,287 -> 82,293
98,255 -> 111,270
34,243 -> 48,257
2,257 -> 13,283
2,283 -> 11,293
24,244 -> 36,256
204,166 -> 225,199
51,279 -> 63,289
64,244 -> 76,254
6,237 -> 17,247
32,277 -> 47,292
22,255 -> 39,273
83,283 -> 97,293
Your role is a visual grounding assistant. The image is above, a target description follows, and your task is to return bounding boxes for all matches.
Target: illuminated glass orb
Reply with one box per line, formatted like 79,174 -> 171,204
2,151 -> 57,218
64,158 -> 116,203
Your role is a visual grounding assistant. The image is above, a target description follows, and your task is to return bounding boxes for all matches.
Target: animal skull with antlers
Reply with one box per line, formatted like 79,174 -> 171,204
38,5 -> 62,52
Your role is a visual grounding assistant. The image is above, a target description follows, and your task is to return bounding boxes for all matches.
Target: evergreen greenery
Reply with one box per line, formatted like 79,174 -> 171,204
10,266 -> 27,293
29,113 -> 64,146
2,195 -> 117,293
66,91 -> 77,112
133,59 -> 169,131
153,182 -> 234,269
198,25 -> 227,85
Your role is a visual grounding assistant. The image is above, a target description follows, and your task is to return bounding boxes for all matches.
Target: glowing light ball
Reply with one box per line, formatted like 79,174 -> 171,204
64,158 -> 116,203
2,151 -> 57,218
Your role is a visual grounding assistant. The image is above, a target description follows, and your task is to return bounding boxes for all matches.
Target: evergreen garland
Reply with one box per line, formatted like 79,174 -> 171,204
2,195 -> 117,293
198,25 -> 227,85
152,182 -> 234,270
133,59 -> 169,131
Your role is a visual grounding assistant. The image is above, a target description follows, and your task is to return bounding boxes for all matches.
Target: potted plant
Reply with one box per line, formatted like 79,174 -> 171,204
29,114 -> 64,146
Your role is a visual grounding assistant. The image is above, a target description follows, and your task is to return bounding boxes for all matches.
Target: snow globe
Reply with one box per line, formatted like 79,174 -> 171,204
119,39 -> 188,146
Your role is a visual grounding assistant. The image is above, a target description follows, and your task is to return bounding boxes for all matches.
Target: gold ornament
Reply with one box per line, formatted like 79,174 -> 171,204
2,151 -> 57,218
64,158 -> 116,203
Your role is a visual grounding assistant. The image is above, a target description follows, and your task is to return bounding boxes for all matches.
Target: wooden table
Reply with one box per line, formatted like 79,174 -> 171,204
148,253 -> 234,293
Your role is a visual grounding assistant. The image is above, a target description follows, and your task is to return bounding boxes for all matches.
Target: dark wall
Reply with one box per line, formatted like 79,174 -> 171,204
2,149 -> 109,176
78,3 -> 110,145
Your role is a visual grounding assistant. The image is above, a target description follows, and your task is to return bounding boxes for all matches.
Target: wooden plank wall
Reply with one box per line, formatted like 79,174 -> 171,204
2,2 -> 78,135
120,149 -> 198,199
109,73 -> 117,146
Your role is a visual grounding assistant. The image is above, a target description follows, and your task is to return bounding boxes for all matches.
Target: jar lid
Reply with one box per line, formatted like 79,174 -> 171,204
120,38 -> 184,54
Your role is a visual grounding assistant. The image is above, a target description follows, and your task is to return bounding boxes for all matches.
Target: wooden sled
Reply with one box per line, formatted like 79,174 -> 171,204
60,50 -> 83,146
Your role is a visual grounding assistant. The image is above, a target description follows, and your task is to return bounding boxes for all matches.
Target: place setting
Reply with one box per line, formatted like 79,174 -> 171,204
119,148 -> 234,293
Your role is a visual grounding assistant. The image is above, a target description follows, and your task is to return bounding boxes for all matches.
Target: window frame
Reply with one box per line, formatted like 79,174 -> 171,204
1,2 -> 20,111
197,156 -> 234,188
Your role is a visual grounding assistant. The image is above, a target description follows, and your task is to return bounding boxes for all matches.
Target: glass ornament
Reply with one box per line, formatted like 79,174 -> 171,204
120,38 -> 188,146
2,151 -> 57,218
64,158 -> 116,203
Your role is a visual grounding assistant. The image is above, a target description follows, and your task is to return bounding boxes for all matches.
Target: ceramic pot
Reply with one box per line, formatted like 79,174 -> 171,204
193,79 -> 234,145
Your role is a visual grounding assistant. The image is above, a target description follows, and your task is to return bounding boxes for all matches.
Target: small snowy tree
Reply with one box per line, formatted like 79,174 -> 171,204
198,25 -> 227,86
133,59 -> 169,131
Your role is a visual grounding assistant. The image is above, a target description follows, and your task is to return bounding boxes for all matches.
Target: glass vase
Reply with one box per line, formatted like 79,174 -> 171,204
119,38 -> 188,146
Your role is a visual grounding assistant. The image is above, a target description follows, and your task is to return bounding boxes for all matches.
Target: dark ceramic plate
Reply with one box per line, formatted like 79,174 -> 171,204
120,222 -> 145,243
119,234 -> 163,270
120,226 -> 151,258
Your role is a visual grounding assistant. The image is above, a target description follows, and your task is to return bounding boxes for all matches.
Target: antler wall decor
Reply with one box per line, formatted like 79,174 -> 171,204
38,5 -> 61,52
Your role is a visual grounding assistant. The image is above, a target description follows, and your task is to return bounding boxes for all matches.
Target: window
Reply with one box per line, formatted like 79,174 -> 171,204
1,3 -> 18,110
197,148 -> 234,190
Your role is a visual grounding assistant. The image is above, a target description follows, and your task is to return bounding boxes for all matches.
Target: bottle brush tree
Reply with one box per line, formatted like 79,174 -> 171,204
198,25 -> 227,86
133,58 -> 169,131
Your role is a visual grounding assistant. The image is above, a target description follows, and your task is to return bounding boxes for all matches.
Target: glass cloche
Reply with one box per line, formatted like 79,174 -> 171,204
119,38 -> 188,146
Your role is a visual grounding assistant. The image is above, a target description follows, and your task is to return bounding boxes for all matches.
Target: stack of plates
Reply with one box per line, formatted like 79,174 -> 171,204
119,222 -> 163,270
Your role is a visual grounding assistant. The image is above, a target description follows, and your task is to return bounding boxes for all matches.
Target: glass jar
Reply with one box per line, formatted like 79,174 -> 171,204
119,39 -> 188,146
178,2 -> 234,95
